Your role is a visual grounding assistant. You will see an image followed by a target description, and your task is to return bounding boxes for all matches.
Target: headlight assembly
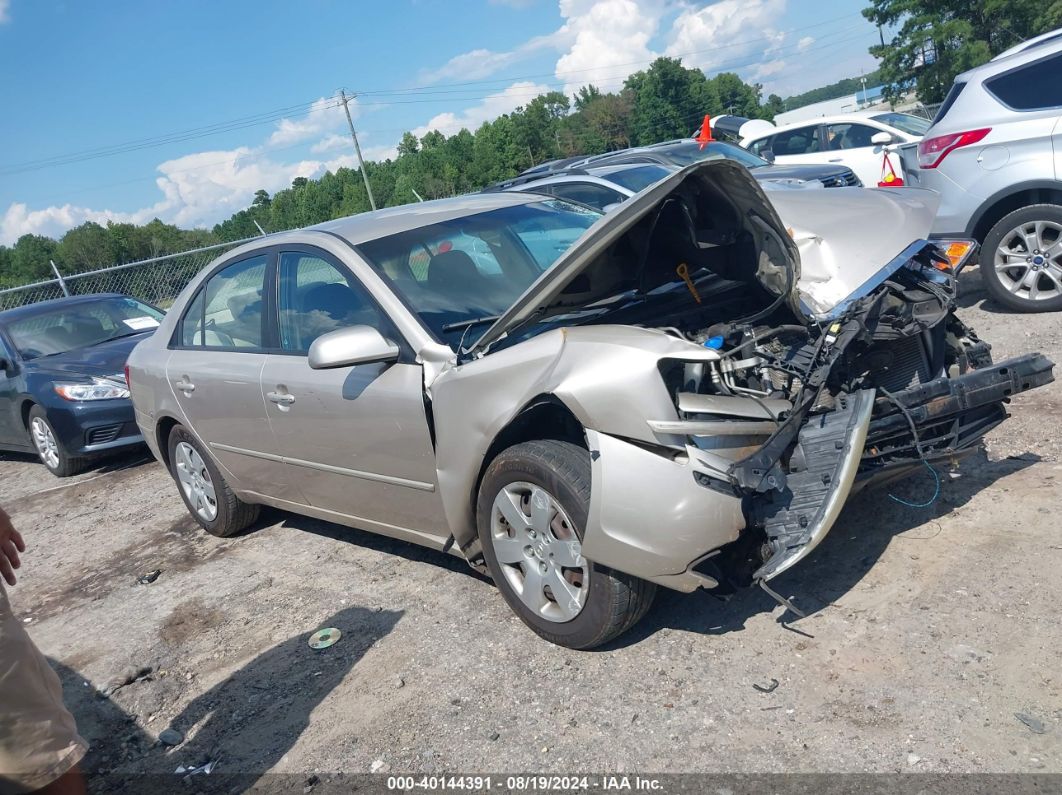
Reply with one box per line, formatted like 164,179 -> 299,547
54,377 -> 130,401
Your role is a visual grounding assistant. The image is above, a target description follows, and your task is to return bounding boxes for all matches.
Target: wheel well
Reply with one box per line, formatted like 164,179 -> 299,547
972,187 -> 1062,243
470,396 -> 586,523
20,400 -> 35,430
155,416 -> 181,469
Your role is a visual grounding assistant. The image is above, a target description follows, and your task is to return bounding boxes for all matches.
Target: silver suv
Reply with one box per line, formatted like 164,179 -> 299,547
901,28 -> 1062,311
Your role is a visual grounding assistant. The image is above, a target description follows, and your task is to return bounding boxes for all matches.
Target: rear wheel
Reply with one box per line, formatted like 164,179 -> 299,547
477,440 -> 655,649
28,406 -> 87,477
167,424 -> 258,537
981,204 -> 1062,312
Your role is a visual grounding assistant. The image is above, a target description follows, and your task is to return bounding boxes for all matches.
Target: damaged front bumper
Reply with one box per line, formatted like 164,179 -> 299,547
749,353 -> 1054,582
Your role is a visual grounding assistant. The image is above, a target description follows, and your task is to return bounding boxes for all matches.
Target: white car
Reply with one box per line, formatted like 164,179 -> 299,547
741,112 -> 931,188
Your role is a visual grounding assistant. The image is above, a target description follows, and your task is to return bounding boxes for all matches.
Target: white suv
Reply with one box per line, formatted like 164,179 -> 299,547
900,28 -> 1062,312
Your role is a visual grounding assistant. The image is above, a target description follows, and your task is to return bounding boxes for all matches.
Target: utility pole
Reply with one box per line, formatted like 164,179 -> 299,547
338,89 -> 377,211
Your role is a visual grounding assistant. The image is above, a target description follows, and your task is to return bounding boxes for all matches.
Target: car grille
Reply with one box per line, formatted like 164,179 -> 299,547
819,171 -> 861,188
86,424 -> 123,445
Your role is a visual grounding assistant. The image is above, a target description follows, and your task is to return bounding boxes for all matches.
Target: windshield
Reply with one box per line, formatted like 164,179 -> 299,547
656,141 -> 768,169
5,297 -> 164,360
870,112 -> 932,136
358,199 -> 601,348
595,165 -> 673,193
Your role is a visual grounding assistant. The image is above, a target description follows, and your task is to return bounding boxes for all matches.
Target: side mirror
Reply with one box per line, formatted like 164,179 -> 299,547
871,131 -> 894,146
761,149 -> 776,163
308,325 -> 400,370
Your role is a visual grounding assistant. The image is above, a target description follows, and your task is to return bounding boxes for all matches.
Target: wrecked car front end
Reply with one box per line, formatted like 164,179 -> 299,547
432,160 -> 1054,599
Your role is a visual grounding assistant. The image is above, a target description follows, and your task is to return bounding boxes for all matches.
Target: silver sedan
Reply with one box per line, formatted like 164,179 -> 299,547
127,161 -> 1052,648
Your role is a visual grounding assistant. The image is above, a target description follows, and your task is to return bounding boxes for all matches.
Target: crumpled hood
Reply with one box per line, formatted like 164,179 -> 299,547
768,186 -> 941,316
467,162 -> 942,355
468,159 -> 798,355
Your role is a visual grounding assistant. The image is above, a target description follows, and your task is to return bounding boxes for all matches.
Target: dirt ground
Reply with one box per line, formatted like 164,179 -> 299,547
4,266 -> 1062,789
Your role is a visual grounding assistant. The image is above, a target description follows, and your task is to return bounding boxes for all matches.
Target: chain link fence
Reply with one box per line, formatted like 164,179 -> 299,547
0,236 -> 263,313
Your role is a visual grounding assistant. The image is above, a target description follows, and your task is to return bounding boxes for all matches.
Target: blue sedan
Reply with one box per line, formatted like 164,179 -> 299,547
0,294 -> 164,476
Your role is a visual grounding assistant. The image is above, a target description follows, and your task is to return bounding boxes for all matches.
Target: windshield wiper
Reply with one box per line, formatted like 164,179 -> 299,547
442,315 -> 501,332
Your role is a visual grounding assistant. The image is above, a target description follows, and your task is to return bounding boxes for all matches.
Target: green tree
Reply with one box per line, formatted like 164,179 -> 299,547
624,58 -> 717,146
864,0 -> 1062,103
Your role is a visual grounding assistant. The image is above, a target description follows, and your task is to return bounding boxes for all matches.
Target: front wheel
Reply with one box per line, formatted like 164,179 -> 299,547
28,406 -> 86,477
980,204 -> 1062,312
477,440 -> 655,649
167,424 -> 259,537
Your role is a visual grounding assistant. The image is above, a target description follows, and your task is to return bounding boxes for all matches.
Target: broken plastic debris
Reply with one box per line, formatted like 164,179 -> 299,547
308,627 -> 342,650
175,760 -> 217,778
753,678 -> 780,693
1015,712 -> 1047,734
137,569 -> 162,585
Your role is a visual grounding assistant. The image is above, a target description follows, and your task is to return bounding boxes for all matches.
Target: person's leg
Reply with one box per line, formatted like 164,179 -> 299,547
0,586 -> 88,795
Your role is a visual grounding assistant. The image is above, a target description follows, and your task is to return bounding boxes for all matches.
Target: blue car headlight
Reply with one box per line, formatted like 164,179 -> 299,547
53,377 -> 130,401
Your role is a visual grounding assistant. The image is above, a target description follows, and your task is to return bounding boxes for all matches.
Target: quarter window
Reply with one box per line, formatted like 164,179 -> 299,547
277,252 -> 384,353
180,255 -> 268,349
985,52 -> 1062,110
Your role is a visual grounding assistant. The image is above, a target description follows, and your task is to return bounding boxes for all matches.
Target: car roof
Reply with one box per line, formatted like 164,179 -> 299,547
310,192 -> 542,244
743,113 -> 899,140
0,292 -> 127,324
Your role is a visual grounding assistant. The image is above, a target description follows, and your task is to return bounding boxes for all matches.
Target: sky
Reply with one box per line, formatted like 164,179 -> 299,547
0,0 -> 882,245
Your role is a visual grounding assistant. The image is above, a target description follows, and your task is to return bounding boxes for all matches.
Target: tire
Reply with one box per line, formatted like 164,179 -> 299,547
27,405 -> 87,478
167,424 -> 259,537
980,203 -> 1062,313
477,440 -> 656,649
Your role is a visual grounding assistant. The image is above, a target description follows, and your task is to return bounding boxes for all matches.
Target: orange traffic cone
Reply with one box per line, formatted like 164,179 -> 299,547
695,115 -> 713,149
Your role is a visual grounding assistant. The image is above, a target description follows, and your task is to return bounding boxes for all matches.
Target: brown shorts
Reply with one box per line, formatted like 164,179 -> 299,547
0,586 -> 87,795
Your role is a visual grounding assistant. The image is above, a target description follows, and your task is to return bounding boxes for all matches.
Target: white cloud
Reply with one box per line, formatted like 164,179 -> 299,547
412,80 -> 552,137
0,0 -> 9,24
798,35 -> 815,52
267,96 -> 350,147
422,29 -> 570,84
310,133 -> 349,154
751,59 -> 786,80
1,202 -> 160,245
664,0 -> 787,74
554,0 -> 662,94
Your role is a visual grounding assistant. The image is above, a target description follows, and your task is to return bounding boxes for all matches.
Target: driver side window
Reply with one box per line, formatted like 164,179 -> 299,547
277,252 -> 385,354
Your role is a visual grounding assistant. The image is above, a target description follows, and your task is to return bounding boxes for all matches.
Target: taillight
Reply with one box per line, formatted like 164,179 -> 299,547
124,363 -> 131,390
917,128 -> 991,169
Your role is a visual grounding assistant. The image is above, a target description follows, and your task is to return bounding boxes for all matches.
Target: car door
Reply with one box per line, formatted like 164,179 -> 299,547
763,125 -> 825,167
165,253 -> 299,500
0,333 -> 22,447
258,248 -> 447,541
824,122 -> 890,186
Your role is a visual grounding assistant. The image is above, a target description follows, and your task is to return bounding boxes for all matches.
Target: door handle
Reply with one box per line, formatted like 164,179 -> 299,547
176,379 -> 195,394
828,158 -> 843,162
267,391 -> 296,406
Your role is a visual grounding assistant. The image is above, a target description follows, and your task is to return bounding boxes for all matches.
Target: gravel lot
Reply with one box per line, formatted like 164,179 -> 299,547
4,266 -> 1062,788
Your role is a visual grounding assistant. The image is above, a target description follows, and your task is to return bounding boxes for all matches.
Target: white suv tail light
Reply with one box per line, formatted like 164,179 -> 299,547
917,128 -> 991,169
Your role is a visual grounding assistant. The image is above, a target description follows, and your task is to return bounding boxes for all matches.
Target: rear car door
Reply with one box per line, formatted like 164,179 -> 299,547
165,253 -> 298,499
258,248 -> 447,540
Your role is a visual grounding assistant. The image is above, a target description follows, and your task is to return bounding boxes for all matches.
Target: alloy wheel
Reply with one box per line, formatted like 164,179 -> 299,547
994,220 -> 1062,302
490,481 -> 590,623
174,441 -> 218,522
30,417 -> 60,470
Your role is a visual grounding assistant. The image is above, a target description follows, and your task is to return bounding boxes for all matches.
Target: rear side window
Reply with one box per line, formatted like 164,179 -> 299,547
180,255 -> 268,349
547,182 -> 625,212
985,53 -> 1062,110
770,127 -> 821,155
